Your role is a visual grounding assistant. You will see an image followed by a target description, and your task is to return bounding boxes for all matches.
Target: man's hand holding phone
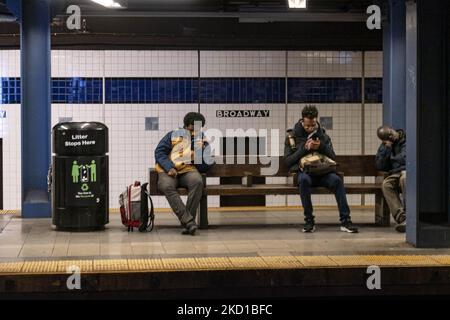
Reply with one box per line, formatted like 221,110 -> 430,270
310,138 -> 320,150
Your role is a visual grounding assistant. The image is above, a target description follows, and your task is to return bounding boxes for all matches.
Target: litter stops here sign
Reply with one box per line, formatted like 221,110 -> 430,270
65,157 -> 103,207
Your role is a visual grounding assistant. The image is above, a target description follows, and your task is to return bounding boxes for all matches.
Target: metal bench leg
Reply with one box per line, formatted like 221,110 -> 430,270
199,194 -> 208,229
375,191 -> 390,226
198,173 -> 208,229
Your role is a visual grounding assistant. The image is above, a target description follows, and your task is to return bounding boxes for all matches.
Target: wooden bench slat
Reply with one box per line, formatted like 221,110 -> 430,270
204,155 -> 379,177
152,183 -> 382,196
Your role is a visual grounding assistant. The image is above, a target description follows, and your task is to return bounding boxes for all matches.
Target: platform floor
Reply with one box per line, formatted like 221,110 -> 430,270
3,208 -> 450,298
1,208 -> 450,263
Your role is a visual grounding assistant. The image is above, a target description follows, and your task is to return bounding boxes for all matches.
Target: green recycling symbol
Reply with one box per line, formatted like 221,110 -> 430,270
81,183 -> 89,192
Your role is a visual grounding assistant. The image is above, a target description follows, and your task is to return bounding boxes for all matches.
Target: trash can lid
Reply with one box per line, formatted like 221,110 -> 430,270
52,122 -> 109,156
52,122 -> 108,131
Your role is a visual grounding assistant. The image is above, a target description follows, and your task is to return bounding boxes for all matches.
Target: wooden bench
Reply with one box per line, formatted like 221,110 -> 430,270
149,155 -> 390,229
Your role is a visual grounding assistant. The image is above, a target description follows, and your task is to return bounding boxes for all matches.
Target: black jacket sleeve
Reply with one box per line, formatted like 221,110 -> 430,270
390,142 -> 406,166
283,138 -> 308,169
317,134 -> 336,160
375,144 -> 392,172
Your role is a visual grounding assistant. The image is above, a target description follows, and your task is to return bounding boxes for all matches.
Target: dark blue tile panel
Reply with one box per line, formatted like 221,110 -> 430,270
288,78 -> 362,103
105,78 -> 199,104
1,77 -> 21,104
51,78 -> 102,104
1,77 -> 380,105
199,78 -> 285,104
364,77 -> 383,103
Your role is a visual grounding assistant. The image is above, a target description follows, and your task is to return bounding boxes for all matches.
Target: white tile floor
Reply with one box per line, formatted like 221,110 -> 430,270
1,208 -> 449,262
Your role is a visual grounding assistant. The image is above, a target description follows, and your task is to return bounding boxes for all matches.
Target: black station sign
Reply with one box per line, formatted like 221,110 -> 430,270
216,110 -> 270,118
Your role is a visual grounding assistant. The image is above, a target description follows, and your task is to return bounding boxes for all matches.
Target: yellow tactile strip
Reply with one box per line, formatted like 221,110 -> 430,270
127,258 -> 165,272
0,210 -> 19,215
1,255 -> 450,275
261,256 -> 304,269
162,258 -> 199,270
0,262 -> 24,273
295,256 -> 338,267
194,257 -> 234,270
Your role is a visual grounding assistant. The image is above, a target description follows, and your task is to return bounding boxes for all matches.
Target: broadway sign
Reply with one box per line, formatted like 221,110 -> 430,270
216,110 -> 270,118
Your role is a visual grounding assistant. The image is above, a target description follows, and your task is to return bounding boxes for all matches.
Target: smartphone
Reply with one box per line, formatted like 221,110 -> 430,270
308,131 -> 319,140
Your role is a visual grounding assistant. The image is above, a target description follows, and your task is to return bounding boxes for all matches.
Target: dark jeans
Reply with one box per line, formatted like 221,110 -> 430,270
298,172 -> 351,222
157,170 -> 204,226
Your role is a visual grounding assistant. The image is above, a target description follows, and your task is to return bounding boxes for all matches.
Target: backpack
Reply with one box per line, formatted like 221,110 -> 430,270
119,181 -> 155,232
300,152 -> 337,176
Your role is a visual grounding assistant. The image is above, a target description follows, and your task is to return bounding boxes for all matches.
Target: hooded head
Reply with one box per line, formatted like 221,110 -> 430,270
377,125 -> 400,143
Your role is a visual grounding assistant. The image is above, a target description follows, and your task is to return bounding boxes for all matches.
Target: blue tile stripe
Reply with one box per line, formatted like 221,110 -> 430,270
1,77 -> 21,104
288,78 -> 362,103
365,78 -> 383,103
0,77 -> 382,104
105,78 -> 199,104
52,78 -> 102,104
200,78 -> 285,103
1,77 -> 102,104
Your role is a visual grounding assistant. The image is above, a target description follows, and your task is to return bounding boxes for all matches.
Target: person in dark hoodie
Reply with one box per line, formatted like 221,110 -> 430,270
284,105 -> 358,233
155,112 -> 212,235
375,125 -> 406,233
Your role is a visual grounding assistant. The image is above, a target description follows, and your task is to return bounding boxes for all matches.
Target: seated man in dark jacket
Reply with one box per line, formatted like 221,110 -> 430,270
155,112 -> 212,235
284,105 -> 358,233
375,125 -> 406,233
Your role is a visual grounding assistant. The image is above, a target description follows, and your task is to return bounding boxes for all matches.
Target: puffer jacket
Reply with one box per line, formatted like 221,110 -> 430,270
154,128 -> 212,174
283,120 -> 336,173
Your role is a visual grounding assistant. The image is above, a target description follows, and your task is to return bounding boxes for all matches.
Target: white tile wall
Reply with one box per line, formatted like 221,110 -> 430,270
51,104 -> 105,128
0,51 -> 21,209
51,51 -> 104,77
200,51 -> 286,78
288,51 -> 363,78
364,104 -> 383,155
104,51 -> 198,77
364,51 -> 383,78
0,50 -> 20,77
0,49 -> 383,210
0,104 -> 21,209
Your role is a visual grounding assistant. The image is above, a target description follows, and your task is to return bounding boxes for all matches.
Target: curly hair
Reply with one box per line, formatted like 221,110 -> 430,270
301,105 -> 318,119
183,112 -> 206,127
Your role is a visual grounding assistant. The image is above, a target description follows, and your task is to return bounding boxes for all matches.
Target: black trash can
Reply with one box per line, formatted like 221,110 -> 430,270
51,122 -> 109,231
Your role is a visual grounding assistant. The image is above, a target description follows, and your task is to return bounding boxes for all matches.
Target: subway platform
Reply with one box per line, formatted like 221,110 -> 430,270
1,208 -> 450,299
